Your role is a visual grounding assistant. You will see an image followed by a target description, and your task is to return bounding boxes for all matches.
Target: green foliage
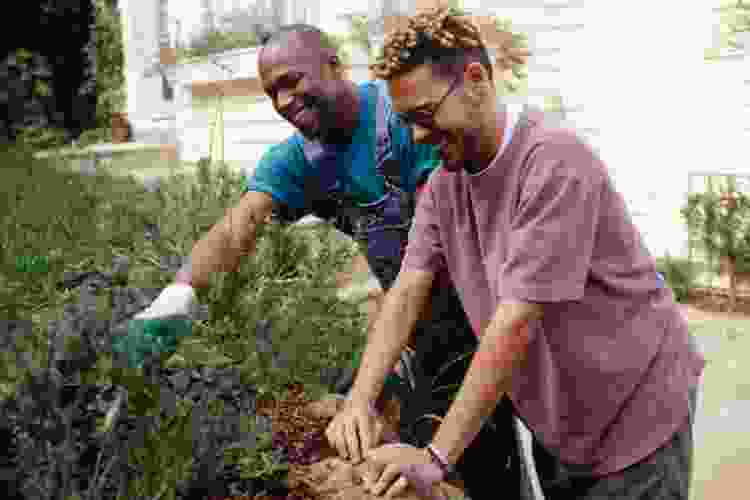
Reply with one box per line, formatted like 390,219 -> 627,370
346,15 -> 372,55
76,127 -> 113,147
494,17 -> 530,94
14,126 -> 69,151
93,0 -> 126,124
177,29 -> 260,61
655,255 -> 699,303
1,144 -> 368,494
0,144 -> 365,396
681,187 -> 750,268
705,0 -> 750,60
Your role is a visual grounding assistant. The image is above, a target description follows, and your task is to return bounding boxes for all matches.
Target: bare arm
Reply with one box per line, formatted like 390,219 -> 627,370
175,191 -> 277,289
349,268 -> 435,405
430,300 -> 543,466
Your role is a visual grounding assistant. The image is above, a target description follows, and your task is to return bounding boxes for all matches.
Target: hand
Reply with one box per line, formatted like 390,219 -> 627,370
112,283 -> 197,369
363,443 -> 445,499
325,397 -> 386,464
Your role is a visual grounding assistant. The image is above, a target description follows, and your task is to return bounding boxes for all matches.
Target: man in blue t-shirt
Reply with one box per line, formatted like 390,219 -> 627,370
120,24 -> 526,499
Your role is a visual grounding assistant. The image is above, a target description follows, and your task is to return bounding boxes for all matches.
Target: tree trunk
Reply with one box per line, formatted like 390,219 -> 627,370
729,255 -> 737,313
722,255 -> 738,312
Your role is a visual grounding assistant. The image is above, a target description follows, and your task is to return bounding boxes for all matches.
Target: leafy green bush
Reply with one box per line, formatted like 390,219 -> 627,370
77,127 -> 113,147
655,255 -> 698,303
14,126 -> 69,151
93,0 -> 126,126
177,29 -> 259,61
1,146 -> 366,400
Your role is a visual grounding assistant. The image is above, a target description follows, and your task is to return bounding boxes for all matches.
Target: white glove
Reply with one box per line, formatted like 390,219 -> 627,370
134,283 -> 197,320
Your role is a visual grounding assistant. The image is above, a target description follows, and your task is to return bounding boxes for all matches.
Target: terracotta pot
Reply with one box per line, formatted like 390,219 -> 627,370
110,112 -> 131,143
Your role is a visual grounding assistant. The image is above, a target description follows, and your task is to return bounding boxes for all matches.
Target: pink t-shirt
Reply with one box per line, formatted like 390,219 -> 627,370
402,106 -> 705,475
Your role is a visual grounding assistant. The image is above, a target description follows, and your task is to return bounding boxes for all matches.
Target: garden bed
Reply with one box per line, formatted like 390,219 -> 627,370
684,288 -> 750,318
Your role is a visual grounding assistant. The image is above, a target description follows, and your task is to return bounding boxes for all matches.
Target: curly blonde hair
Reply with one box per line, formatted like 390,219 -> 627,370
370,7 -> 529,84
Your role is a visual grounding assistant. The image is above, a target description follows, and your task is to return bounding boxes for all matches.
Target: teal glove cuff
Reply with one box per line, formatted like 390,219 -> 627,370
113,317 -> 192,369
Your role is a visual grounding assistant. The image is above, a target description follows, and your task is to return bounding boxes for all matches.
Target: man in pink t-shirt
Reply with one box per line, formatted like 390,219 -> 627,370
327,8 -> 705,500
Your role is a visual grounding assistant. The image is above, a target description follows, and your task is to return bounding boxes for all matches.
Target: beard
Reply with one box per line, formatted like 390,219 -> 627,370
438,126 -> 487,174
300,89 -> 354,144
283,91 -> 339,142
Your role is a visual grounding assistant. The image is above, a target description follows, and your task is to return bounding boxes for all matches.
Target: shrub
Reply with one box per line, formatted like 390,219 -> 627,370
14,126 -> 69,151
77,127 -> 112,148
655,255 -> 698,303
1,145 -> 369,497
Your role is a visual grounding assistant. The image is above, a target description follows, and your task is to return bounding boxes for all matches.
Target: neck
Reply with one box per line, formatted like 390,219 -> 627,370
463,99 -> 507,174
321,81 -> 360,145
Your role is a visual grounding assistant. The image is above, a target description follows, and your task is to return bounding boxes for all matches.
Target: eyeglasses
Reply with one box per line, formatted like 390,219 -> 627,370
395,76 -> 461,130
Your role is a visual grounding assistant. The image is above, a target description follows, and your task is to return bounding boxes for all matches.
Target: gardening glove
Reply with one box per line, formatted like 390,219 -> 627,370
326,396 -> 400,464
112,283 -> 197,369
363,443 -> 445,500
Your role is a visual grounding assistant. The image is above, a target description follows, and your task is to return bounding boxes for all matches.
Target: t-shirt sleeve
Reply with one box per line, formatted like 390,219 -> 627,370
401,176 -> 448,274
243,136 -> 311,216
498,139 -> 605,303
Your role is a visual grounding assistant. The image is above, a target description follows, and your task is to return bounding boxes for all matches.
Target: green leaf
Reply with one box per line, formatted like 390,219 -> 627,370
176,340 -> 235,366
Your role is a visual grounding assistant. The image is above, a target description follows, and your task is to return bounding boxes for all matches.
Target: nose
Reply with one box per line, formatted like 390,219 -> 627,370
411,124 -> 433,144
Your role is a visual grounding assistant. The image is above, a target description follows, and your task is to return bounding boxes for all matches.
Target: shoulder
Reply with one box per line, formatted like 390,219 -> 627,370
254,134 -> 308,177
520,108 -> 608,185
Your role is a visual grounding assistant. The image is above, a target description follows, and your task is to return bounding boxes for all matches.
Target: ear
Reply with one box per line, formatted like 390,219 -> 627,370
328,55 -> 345,78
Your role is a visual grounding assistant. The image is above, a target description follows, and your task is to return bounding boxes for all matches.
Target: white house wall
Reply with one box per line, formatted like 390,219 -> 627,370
180,98 -> 296,164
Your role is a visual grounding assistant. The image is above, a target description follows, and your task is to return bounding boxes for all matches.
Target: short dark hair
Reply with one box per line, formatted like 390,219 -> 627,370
260,24 -> 339,53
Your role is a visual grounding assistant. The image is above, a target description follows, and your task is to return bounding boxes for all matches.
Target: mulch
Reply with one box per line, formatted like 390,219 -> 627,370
253,384 -> 462,500
681,288 -> 750,321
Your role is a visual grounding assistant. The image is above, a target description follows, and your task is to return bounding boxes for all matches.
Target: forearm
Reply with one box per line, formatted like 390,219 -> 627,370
350,275 -> 431,404
430,302 -> 540,466
176,207 -> 261,289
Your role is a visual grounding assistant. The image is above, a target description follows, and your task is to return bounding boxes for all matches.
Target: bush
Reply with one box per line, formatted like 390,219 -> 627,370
14,126 -> 69,151
1,145 -> 368,497
655,255 -> 698,303
76,127 -> 112,147
178,29 -> 259,61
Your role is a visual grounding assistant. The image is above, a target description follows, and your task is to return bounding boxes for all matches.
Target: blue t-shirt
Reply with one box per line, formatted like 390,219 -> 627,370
244,81 -> 441,213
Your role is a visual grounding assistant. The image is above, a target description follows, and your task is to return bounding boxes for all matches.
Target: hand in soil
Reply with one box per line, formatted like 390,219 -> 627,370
363,444 -> 443,499
325,398 -> 385,464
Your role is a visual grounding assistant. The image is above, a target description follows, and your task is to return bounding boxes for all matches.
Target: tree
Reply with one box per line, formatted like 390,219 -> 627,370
682,181 -> 750,312
705,0 -> 750,60
493,16 -> 530,94
0,1 -> 97,143
346,15 -> 372,55
93,0 -> 126,128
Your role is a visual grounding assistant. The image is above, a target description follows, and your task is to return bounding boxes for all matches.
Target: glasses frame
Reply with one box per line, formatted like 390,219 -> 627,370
395,75 -> 461,131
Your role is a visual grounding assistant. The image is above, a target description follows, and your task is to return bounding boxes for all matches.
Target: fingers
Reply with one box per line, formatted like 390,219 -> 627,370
362,460 -> 384,490
368,463 -> 404,497
325,405 -> 385,462
386,475 -> 411,499
325,418 -> 347,460
345,419 -> 363,463
359,412 -> 375,453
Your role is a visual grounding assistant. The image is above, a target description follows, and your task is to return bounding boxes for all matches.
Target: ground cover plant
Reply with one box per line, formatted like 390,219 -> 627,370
0,144 -> 377,499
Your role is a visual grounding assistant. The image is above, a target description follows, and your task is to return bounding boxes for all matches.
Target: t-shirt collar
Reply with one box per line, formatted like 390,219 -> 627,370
467,100 -> 522,178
